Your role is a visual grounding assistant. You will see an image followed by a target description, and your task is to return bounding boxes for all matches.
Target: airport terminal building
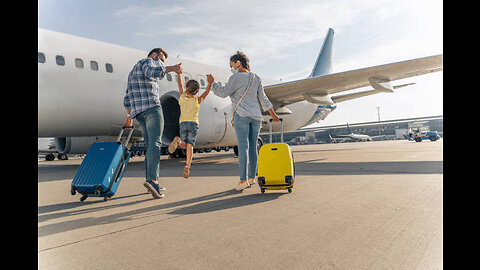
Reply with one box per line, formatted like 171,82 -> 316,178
260,115 -> 443,145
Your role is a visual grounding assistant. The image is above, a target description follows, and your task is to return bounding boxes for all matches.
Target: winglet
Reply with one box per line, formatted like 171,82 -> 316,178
309,28 -> 334,77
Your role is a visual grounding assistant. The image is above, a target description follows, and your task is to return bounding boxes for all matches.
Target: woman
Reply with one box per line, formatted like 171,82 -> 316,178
208,51 -> 280,191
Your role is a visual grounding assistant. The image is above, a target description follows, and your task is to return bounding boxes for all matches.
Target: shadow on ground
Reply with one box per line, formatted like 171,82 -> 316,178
38,189 -> 283,237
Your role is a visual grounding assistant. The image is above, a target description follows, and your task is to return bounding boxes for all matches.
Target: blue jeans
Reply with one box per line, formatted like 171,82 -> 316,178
234,113 -> 261,181
135,106 -> 164,181
179,121 -> 198,146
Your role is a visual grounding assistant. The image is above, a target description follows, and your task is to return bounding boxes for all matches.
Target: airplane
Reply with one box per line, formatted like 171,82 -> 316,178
330,123 -> 379,142
328,134 -> 348,143
38,27 -> 443,156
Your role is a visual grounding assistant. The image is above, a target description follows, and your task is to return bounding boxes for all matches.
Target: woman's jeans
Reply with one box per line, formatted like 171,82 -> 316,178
135,106 -> 164,181
234,113 -> 261,181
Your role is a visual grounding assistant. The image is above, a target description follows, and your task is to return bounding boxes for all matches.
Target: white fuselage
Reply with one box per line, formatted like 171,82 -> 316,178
38,29 -> 320,151
348,134 -> 372,141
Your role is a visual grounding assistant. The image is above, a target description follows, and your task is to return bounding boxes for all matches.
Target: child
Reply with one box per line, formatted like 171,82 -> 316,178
168,70 -> 213,178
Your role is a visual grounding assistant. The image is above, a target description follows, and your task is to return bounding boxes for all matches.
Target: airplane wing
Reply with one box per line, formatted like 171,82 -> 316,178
264,54 -> 443,108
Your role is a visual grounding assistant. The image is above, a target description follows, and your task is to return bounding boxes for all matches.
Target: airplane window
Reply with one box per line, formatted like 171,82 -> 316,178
184,76 -> 189,81
105,63 -> 113,73
75,58 -> 84,69
200,79 -> 206,87
90,61 -> 98,71
38,52 -> 46,63
218,82 -> 222,86
56,55 -> 65,66
175,74 -> 178,82
166,73 -> 172,81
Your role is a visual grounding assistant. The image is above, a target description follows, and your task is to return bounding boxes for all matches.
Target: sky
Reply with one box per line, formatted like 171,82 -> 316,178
38,0 -> 443,128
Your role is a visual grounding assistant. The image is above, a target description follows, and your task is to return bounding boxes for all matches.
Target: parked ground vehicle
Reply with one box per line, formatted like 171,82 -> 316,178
405,126 -> 440,142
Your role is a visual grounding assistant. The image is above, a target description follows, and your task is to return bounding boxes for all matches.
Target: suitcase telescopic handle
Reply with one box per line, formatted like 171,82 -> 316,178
116,125 -> 135,147
268,118 -> 283,143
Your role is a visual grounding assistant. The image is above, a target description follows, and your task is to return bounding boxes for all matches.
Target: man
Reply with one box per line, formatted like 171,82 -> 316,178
123,48 -> 182,199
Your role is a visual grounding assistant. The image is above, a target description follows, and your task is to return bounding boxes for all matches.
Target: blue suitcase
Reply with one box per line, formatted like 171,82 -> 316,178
70,126 -> 134,202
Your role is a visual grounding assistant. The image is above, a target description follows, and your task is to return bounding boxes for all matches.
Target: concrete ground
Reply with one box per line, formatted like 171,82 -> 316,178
38,140 -> 443,269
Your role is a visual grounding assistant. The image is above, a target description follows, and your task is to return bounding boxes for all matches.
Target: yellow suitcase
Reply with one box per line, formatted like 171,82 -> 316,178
257,119 -> 295,193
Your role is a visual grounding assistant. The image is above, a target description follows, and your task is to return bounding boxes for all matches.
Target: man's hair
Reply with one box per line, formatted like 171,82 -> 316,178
185,80 -> 200,95
148,48 -> 168,59
230,51 -> 250,71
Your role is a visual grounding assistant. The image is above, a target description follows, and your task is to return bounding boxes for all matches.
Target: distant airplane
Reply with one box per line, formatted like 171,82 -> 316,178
328,134 -> 348,143
329,123 -> 385,142
38,27 -> 442,155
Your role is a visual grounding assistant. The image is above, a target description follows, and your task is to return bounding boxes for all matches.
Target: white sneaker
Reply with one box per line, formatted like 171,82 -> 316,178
235,180 -> 250,191
247,178 -> 256,187
168,136 -> 181,154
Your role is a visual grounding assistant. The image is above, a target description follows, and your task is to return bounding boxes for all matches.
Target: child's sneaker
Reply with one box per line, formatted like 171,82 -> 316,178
169,136 -> 181,154
183,165 -> 190,178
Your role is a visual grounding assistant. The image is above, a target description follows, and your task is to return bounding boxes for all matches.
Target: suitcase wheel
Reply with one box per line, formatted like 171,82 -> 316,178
261,188 -> 265,194
287,188 -> 292,193
103,195 -> 112,202
70,188 -> 76,196
80,195 -> 88,202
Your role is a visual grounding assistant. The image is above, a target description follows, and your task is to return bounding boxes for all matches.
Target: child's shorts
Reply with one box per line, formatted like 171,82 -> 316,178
179,121 -> 198,146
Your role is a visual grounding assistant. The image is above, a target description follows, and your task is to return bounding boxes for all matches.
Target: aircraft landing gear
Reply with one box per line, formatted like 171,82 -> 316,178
57,154 -> 69,160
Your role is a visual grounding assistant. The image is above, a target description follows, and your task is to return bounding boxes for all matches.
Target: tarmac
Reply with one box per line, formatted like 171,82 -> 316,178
38,140 -> 443,270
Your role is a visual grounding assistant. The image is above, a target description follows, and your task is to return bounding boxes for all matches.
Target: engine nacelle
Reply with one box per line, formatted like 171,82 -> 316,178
54,136 -> 118,154
159,91 -> 181,145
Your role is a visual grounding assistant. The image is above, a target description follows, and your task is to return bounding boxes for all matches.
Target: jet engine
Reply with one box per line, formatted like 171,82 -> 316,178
159,91 -> 181,145
54,136 -> 118,154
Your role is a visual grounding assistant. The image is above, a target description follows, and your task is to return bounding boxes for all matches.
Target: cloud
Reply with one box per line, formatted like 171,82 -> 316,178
113,5 -> 189,19
111,0 -> 370,65
111,0 -> 442,73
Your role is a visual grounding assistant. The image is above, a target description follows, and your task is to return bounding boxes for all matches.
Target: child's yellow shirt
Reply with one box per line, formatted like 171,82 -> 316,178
178,93 -> 200,123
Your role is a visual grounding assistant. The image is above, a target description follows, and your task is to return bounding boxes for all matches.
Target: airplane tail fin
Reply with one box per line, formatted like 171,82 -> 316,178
309,28 -> 334,77
346,123 -> 352,134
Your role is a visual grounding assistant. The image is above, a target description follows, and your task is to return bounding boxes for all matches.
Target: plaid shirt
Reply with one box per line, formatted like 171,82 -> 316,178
123,58 -> 166,118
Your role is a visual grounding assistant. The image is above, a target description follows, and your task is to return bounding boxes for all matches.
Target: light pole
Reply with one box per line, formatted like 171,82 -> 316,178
377,106 -> 381,136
